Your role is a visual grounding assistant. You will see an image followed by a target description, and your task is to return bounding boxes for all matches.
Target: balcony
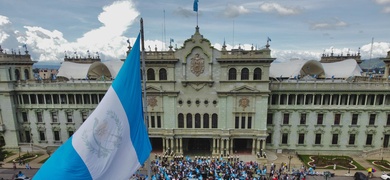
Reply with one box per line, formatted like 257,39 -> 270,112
270,81 -> 390,91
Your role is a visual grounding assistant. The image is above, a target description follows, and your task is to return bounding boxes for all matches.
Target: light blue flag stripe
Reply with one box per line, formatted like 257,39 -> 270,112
112,33 -> 152,164
34,137 -> 92,179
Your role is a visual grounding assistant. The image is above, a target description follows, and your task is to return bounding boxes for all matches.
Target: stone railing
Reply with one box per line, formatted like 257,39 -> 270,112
270,81 -> 390,91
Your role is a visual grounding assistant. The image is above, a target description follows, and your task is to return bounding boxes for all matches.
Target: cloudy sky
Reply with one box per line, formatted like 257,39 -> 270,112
0,0 -> 389,63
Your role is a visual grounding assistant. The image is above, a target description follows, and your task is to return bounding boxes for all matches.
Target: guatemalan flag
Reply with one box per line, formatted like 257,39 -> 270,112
193,0 -> 199,12
34,34 -> 152,180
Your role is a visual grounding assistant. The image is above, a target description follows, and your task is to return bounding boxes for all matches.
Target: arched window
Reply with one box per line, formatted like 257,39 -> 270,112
253,68 -> 262,80
241,68 -> 249,80
159,68 -> 167,80
195,113 -> 201,128
15,69 -> 20,81
24,69 -> 30,80
178,113 -> 184,128
203,113 -> 209,128
228,68 -> 237,80
147,69 -> 155,80
186,113 -> 192,128
212,113 -> 218,128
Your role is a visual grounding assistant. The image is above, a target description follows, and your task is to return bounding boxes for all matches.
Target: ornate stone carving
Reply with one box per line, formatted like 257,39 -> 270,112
190,53 -> 205,76
147,96 -> 158,110
189,82 -> 207,91
239,97 -> 250,111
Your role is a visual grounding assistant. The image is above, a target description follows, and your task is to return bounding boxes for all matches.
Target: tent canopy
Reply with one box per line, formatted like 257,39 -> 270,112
57,61 -> 125,80
270,59 -> 361,79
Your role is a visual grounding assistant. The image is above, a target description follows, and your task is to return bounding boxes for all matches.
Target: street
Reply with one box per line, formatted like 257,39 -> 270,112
306,175 -> 381,180
0,168 -> 38,180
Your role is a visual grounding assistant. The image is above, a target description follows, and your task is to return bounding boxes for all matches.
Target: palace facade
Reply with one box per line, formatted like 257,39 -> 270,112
0,27 -> 390,158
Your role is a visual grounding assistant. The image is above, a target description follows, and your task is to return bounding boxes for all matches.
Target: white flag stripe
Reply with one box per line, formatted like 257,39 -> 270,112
72,87 -> 140,179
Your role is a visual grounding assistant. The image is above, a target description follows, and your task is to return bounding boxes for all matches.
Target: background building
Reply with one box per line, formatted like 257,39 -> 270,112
0,27 -> 389,158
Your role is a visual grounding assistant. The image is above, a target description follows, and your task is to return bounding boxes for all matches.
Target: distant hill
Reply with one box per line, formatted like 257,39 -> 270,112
33,61 -> 61,69
360,58 -> 385,70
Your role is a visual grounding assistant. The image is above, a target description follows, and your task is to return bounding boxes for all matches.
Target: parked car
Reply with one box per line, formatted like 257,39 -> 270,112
381,173 -> 390,180
354,172 -> 368,180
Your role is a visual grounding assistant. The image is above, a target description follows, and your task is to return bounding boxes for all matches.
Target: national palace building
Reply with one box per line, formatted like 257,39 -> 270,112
1,26 -> 390,158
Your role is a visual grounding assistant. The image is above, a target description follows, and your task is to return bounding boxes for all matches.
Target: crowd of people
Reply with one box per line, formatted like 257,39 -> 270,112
132,155 -> 309,180
12,159 -> 31,170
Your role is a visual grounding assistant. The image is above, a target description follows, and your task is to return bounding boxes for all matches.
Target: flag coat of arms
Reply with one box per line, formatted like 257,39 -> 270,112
34,34 -> 152,180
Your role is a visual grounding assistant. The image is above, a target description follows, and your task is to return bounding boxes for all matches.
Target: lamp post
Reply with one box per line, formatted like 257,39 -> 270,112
30,133 -> 33,153
381,137 -> 384,162
348,160 -> 352,174
288,155 -> 293,172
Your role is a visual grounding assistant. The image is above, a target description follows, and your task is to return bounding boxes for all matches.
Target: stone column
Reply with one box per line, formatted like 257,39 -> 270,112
222,139 -> 225,156
216,138 -> 220,154
162,137 -> 166,154
286,94 -> 290,105
175,138 -> 179,153
365,94 -> 368,105
184,116 -> 187,128
192,114 -> 195,128
230,138 -> 234,154
213,138 -> 216,154
179,138 -> 183,154
262,138 -> 266,150
170,138 -> 174,154
226,139 -> 230,156
148,114 -> 151,128
252,138 -> 256,154
165,138 -> 170,154
295,94 -> 298,105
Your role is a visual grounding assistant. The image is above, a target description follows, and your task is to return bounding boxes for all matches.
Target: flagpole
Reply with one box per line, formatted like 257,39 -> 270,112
197,10 -> 198,27
140,18 -> 151,180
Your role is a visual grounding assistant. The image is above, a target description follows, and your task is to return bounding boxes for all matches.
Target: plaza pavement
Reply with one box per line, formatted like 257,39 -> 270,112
0,149 -> 388,179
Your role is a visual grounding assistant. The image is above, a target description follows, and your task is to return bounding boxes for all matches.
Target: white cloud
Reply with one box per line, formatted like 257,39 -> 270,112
222,4 -> 250,18
0,15 -> 11,43
360,42 -> 390,58
0,0 -> 140,62
175,7 -> 196,18
373,0 -> 390,13
383,6 -> 390,13
310,18 -> 348,30
0,15 -> 9,25
272,50 -> 320,62
19,26 -> 68,61
373,0 -> 390,4
75,0 -> 140,59
259,2 -> 302,16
